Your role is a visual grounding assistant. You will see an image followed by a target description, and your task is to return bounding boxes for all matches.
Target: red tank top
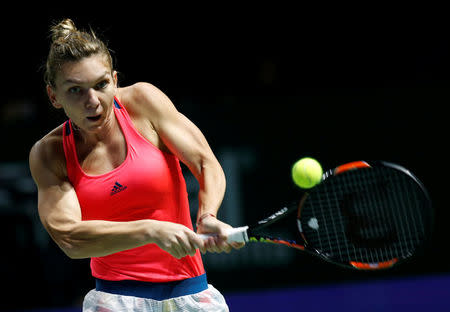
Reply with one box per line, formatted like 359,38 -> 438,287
62,97 -> 204,282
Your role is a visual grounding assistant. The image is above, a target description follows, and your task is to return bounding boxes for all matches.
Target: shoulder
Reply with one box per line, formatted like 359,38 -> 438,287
121,82 -> 169,103
117,82 -> 177,120
29,125 -> 67,183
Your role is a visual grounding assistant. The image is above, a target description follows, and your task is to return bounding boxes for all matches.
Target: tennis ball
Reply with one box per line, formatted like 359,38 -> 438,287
291,157 -> 323,189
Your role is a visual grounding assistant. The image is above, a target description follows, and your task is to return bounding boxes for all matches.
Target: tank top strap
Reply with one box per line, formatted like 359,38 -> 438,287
113,96 -> 132,123
62,120 -> 80,182
113,96 -> 143,143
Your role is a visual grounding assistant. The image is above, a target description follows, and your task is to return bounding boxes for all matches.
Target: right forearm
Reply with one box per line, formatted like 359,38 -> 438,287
54,219 -> 160,259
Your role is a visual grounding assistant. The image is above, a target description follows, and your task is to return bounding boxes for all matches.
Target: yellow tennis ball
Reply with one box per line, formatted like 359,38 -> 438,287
291,157 -> 323,189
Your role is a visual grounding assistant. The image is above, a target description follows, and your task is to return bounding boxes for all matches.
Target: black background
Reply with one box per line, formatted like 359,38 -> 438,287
2,5 -> 449,310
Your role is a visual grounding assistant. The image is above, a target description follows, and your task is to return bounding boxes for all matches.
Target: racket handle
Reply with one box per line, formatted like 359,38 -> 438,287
198,226 -> 249,243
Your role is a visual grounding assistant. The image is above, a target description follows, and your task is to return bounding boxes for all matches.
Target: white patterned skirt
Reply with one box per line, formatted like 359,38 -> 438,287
82,274 -> 229,312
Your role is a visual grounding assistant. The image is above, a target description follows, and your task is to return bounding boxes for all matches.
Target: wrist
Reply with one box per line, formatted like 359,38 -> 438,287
145,219 -> 166,244
196,213 -> 216,227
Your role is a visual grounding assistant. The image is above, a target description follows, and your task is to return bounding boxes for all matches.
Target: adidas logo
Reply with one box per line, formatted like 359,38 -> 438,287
110,181 -> 128,196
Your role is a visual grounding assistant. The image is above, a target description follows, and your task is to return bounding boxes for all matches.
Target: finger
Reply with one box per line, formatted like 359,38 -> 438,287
186,241 -> 198,257
193,234 -> 206,254
231,242 -> 245,249
199,240 -> 208,254
185,240 -> 197,257
211,236 -> 222,253
207,240 -> 232,254
185,233 -> 204,257
213,236 -> 227,253
205,237 -> 216,253
217,231 -> 228,242
176,235 -> 194,258
169,245 -> 182,259
162,240 -> 182,259
221,243 -> 232,254
204,239 -> 217,253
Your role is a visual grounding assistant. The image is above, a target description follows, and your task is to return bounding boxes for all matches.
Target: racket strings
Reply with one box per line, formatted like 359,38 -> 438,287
301,167 -> 429,264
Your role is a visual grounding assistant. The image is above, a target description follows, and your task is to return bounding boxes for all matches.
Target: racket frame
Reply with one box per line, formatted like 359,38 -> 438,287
199,160 -> 432,271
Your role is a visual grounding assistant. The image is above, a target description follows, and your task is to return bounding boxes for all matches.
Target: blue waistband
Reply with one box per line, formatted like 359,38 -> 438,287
95,274 -> 208,300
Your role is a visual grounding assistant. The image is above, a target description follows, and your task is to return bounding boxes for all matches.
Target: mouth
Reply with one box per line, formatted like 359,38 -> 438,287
86,114 -> 102,122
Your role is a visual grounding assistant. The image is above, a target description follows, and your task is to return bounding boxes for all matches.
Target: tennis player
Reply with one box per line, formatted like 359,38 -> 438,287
29,19 -> 241,311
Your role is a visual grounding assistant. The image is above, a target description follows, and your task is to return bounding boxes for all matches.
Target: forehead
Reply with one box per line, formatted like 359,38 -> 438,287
56,54 -> 111,86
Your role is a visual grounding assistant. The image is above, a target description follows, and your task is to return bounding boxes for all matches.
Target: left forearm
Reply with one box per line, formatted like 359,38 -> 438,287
196,157 -> 226,220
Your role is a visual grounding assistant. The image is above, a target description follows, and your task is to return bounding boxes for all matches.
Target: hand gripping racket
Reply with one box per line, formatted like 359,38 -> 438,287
199,161 -> 433,270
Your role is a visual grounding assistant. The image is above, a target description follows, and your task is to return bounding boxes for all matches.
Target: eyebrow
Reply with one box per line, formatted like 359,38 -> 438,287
62,71 -> 110,86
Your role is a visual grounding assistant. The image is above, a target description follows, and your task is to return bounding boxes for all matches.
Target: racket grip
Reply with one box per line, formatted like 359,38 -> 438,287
198,226 -> 249,243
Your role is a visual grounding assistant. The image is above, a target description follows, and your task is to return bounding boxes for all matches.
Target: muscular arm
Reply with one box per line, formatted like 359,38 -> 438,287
130,83 -> 226,220
29,137 -> 203,259
128,83 -> 243,252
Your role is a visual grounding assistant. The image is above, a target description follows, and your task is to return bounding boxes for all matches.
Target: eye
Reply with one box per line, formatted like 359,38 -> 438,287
95,80 -> 109,90
68,86 -> 81,94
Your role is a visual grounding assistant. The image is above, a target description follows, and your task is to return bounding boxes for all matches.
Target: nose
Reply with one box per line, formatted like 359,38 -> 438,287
85,88 -> 100,108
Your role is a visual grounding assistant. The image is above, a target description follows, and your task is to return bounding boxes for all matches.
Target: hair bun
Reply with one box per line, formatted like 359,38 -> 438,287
45,18 -> 113,87
50,19 -> 77,42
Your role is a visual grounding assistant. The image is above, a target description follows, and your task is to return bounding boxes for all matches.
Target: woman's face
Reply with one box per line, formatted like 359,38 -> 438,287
47,53 -> 117,133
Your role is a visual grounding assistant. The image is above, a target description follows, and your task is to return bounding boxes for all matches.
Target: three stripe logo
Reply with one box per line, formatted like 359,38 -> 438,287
110,181 -> 128,196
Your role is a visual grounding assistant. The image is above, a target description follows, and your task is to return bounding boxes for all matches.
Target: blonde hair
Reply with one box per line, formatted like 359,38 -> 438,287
45,19 -> 113,87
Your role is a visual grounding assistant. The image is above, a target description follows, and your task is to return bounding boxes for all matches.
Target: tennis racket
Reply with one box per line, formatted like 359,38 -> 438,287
199,161 -> 433,270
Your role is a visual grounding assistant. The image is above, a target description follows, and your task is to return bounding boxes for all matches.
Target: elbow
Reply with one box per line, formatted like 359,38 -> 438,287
59,242 -> 86,259
46,222 -> 88,259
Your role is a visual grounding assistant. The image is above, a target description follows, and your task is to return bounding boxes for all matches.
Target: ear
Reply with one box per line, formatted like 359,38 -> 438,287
112,70 -> 118,88
46,85 -> 62,109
